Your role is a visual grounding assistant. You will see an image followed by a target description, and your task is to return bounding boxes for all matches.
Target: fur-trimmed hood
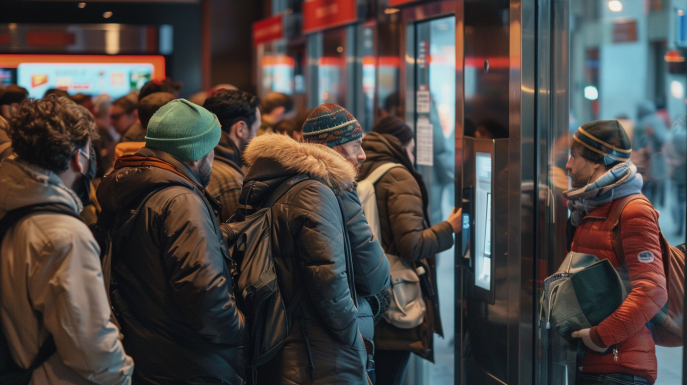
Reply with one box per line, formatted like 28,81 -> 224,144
243,133 -> 356,192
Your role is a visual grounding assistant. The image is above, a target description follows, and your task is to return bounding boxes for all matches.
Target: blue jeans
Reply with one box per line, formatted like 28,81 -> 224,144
577,372 -> 651,385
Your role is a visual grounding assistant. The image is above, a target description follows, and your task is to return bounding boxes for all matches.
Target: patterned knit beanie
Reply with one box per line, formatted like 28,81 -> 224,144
573,120 -> 631,165
302,103 -> 363,147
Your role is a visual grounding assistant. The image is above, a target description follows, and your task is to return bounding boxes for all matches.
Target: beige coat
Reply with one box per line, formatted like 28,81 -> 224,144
0,159 -> 133,385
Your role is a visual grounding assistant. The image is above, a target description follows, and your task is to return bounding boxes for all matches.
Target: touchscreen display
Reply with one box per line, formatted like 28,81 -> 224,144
475,152 -> 492,291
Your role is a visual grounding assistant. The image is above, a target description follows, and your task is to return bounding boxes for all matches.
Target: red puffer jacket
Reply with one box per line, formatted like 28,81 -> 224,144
571,195 -> 667,384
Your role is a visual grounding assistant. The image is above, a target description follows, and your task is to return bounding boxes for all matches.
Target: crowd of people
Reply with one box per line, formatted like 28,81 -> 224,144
0,80 -> 463,385
0,78 -> 675,385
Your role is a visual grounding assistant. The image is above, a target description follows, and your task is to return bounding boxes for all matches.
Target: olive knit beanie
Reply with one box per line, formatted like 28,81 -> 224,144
302,103 -> 363,147
145,99 -> 221,162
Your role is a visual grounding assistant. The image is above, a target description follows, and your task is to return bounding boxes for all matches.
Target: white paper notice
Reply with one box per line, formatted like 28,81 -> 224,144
416,118 -> 433,166
416,90 -> 430,113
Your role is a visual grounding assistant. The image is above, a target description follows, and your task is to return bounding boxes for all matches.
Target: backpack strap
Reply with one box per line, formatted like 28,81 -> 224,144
610,194 -> 650,264
0,203 -> 81,383
265,174 -> 312,208
362,163 -> 403,186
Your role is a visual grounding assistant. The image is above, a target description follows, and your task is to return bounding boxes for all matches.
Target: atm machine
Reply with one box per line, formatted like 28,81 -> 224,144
461,137 -> 509,383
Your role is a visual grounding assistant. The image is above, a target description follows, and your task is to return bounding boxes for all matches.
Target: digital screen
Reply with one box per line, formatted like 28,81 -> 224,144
17,63 -> 152,99
261,56 -> 294,95
0,55 -> 165,99
474,152 -> 492,291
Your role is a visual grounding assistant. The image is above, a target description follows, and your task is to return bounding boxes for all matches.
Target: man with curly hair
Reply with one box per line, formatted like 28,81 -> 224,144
0,95 -> 134,384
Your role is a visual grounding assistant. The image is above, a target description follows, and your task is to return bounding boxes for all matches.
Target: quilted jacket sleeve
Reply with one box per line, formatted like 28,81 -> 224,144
290,183 -> 359,347
592,199 -> 668,346
342,188 -> 390,297
162,190 -> 246,346
382,168 -> 454,264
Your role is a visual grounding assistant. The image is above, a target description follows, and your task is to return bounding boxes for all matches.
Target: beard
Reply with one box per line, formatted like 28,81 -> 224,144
339,148 -> 362,177
197,154 -> 213,188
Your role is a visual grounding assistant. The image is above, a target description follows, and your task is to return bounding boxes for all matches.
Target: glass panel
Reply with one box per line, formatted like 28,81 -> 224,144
361,26 -> 375,132
414,15 -> 456,385
258,39 -> 295,97
319,27 -> 347,105
377,18 -> 403,121
568,2 -> 684,384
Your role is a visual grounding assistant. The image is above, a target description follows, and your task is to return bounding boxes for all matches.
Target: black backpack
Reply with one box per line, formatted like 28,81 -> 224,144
0,203 -> 82,385
226,175 -> 317,383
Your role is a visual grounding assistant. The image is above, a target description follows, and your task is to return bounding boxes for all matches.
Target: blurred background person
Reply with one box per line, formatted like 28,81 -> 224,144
0,84 -> 28,121
258,92 -> 294,135
43,88 -> 70,99
663,116 -> 687,236
634,100 -> 669,205
110,96 -> 139,141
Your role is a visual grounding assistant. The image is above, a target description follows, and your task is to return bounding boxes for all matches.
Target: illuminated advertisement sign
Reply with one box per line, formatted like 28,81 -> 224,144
17,63 -> 153,99
0,55 -> 165,99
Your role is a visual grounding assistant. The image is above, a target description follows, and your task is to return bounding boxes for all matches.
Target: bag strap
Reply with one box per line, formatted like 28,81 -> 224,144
0,203 -> 80,382
362,163 -> 403,186
610,194 -> 648,264
337,195 -> 358,307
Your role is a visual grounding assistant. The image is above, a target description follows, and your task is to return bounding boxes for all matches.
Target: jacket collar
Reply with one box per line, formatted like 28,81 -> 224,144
137,147 -> 204,187
0,158 -> 82,217
214,131 -> 244,174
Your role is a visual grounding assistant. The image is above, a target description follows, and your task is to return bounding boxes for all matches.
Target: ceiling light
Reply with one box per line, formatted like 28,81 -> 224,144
608,0 -> 623,12
103,11 -> 113,19
584,86 -> 599,100
672,81 -> 684,99
78,2 -> 86,8
384,8 -> 400,14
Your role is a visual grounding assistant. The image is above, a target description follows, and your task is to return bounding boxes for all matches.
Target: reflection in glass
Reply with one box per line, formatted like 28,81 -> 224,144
319,27 -> 347,105
566,2 -> 683,384
414,16 -> 456,384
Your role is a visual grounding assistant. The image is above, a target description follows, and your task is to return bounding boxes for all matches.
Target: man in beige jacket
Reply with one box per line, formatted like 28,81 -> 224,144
0,95 -> 134,384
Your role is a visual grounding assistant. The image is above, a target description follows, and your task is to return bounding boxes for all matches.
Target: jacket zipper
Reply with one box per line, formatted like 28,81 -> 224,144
301,321 -> 316,380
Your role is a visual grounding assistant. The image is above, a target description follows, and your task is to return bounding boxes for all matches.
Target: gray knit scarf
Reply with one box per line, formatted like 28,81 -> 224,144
563,162 -> 643,226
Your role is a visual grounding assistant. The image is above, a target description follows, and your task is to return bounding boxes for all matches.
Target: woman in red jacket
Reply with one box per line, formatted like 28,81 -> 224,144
564,120 -> 667,384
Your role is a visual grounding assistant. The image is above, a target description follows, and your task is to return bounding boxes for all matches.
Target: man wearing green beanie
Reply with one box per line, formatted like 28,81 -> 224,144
96,99 -> 247,384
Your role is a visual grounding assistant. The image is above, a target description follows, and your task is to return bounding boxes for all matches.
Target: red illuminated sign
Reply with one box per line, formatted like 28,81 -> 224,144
388,0 -> 421,5
0,33 -> 10,44
253,15 -> 284,45
26,31 -> 75,47
302,0 -> 358,34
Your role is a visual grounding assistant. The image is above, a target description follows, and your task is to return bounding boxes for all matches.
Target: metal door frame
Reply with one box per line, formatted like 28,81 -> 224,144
398,1 -> 461,384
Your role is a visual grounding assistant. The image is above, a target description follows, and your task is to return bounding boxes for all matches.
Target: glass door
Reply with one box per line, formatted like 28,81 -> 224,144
412,15 -> 457,385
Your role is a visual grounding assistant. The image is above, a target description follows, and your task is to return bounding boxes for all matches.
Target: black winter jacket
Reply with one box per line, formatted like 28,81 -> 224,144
241,134 -> 374,385
97,147 -> 247,385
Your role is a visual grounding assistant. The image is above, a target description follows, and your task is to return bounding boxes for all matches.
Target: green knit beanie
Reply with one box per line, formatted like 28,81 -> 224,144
145,99 -> 221,162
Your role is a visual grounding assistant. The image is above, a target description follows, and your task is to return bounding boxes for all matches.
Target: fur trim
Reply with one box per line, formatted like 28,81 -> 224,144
243,133 -> 356,191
